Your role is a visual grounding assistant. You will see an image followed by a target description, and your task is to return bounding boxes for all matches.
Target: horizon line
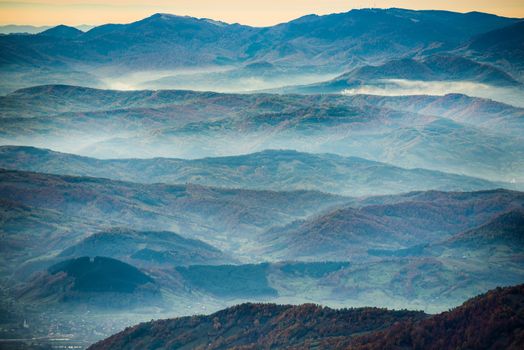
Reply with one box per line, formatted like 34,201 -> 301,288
1,7 -> 522,29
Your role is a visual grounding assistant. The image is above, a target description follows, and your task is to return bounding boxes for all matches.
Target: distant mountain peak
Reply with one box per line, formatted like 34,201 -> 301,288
144,12 -> 229,26
148,13 -> 190,20
39,24 -> 83,38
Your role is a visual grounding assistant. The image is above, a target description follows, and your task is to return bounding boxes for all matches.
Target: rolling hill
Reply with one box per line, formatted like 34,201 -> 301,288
2,169 -> 523,343
347,93 -> 524,136
3,167 -> 521,312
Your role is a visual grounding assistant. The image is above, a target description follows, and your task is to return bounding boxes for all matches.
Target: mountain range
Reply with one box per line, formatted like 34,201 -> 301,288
0,9 -> 522,94
1,9 -> 518,71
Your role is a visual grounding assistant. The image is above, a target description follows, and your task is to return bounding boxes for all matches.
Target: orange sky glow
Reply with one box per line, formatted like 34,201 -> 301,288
1,0 -> 523,27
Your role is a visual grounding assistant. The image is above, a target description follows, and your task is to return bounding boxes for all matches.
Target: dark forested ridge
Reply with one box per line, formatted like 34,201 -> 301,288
89,284 -> 524,350
347,284 -> 524,350
87,303 -> 426,350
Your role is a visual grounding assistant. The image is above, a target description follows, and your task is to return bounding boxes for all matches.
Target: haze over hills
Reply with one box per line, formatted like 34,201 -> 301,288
346,55 -> 521,86
352,92 -> 524,133
136,62 -> 337,93
1,168 -> 522,311
0,146 -> 511,196
261,189 -> 524,260
0,25 -> 53,34
0,169 -> 348,261
0,25 -> 94,35
283,54 -> 523,94
0,6 -> 523,349
1,168 -> 523,345
1,85 -> 523,182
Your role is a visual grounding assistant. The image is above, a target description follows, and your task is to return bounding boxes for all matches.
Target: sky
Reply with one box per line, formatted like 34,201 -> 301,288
1,0 -> 524,27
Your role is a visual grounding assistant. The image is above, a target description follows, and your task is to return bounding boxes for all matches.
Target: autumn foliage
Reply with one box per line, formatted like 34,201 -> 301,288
89,284 -> 524,350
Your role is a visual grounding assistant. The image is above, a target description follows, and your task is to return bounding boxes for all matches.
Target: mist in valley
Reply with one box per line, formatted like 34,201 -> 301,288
95,66 -> 341,93
341,79 -> 524,107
